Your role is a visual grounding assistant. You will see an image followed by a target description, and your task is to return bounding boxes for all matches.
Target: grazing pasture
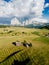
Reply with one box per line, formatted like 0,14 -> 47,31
0,27 -> 49,65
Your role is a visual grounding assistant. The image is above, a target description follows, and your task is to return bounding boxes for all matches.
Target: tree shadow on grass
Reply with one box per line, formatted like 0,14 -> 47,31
0,50 -> 22,63
12,58 -> 30,65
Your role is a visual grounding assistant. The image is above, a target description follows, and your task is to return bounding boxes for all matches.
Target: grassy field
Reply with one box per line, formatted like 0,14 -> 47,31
0,27 -> 49,65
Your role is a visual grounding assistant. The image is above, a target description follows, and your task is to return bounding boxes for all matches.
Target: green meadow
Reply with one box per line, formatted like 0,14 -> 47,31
0,27 -> 49,65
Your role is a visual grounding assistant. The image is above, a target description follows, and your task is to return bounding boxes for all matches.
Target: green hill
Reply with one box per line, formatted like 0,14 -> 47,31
0,27 -> 49,65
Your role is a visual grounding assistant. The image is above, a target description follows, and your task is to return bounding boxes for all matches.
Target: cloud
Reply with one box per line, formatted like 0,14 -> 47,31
44,3 -> 49,8
0,0 -> 48,25
11,17 -> 47,26
11,17 -> 21,25
31,18 -> 47,23
0,0 -> 45,17
25,18 -> 48,25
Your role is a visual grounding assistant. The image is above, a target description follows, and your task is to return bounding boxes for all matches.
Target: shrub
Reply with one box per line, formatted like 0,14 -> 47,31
7,30 -> 13,34
29,43 -> 32,47
22,32 -> 27,34
32,31 -> 39,36
22,40 -> 32,47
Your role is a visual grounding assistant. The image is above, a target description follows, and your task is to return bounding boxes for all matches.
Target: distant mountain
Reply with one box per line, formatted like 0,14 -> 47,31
0,17 -> 49,29
0,17 -> 11,24
0,22 -> 49,29
24,22 -> 49,29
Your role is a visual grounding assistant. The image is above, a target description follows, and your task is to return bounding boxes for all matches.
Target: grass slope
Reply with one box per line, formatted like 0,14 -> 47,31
0,27 -> 49,65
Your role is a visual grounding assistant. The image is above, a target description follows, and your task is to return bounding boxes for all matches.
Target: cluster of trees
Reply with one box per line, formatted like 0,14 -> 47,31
0,24 -> 49,29
40,25 -> 49,29
0,25 -> 7,28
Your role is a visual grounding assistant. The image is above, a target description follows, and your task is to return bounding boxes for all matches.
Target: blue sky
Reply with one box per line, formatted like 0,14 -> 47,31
4,0 -> 10,2
43,0 -> 49,16
0,0 -> 49,25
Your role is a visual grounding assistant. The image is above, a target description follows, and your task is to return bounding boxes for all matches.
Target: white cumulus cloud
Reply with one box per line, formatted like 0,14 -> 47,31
11,17 -> 47,26
25,18 -> 47,25
0,0 -> 45,17
44,3 -> 49,8
11,17 -> 21,25
0,0 -> 48,25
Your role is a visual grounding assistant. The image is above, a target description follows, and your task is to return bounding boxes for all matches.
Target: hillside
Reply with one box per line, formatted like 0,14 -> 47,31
0,27 -> 49,65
